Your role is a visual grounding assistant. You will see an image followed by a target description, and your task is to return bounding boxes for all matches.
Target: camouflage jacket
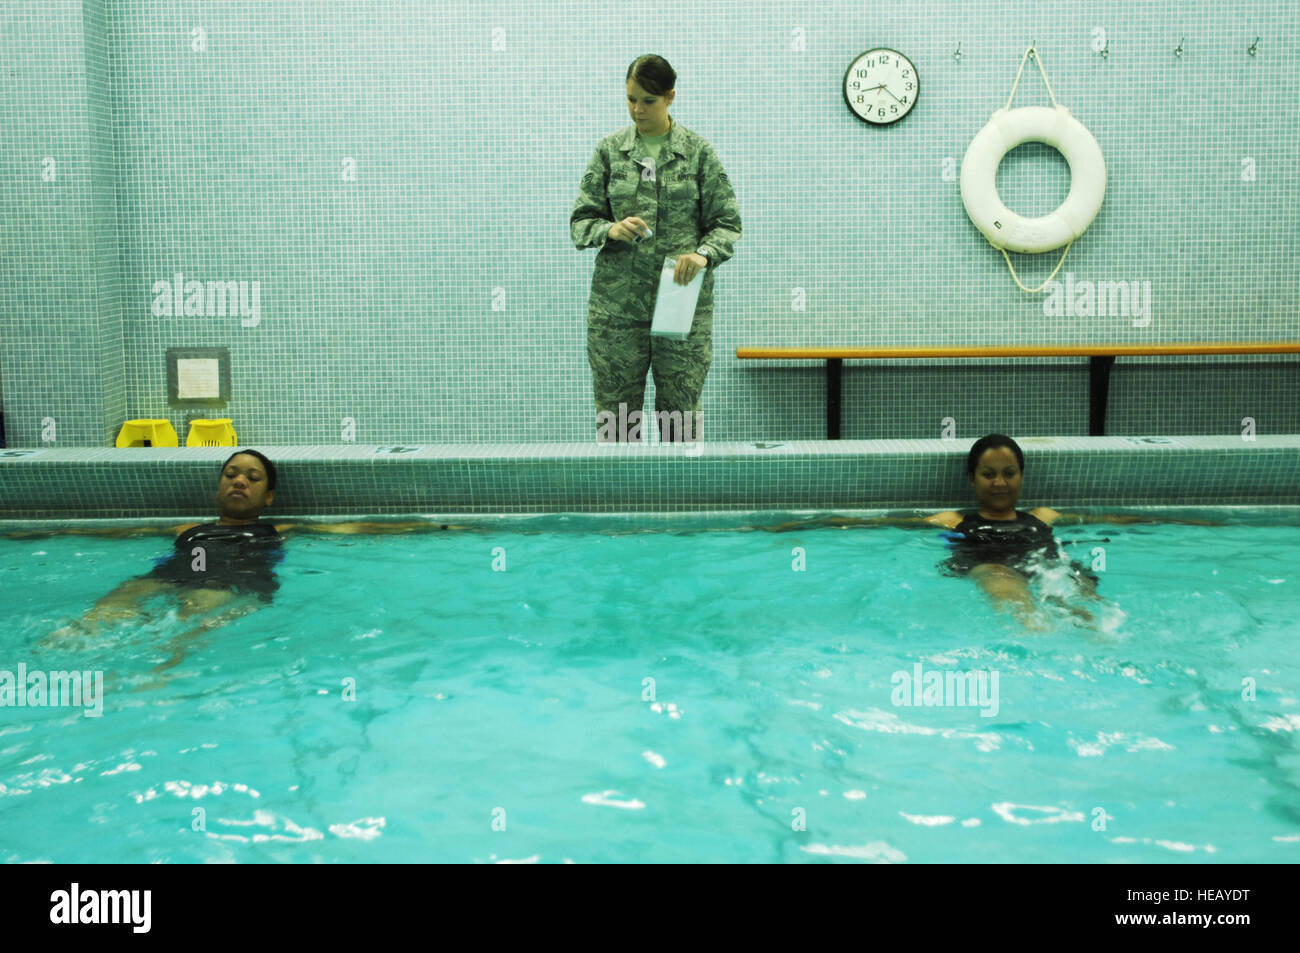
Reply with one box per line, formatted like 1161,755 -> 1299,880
571,120 -> 742,322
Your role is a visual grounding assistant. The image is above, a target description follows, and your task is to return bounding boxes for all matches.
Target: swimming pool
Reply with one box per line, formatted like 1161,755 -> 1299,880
3,511 -> 1298,863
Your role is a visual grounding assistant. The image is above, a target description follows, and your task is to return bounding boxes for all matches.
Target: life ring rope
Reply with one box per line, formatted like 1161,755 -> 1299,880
1000,47 -> 1068,291
999,240 -> 1073,294
1005,47 -> 1060,111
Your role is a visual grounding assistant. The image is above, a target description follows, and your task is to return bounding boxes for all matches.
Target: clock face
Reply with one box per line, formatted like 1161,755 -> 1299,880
843,48 -> 919,125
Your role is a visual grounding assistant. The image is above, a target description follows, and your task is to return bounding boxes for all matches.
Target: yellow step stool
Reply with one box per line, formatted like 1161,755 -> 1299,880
116,419 -> 179,447
186,418 -> 238,446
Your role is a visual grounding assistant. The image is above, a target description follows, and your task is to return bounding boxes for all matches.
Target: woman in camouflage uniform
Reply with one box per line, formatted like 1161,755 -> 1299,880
571,54 -> 742,441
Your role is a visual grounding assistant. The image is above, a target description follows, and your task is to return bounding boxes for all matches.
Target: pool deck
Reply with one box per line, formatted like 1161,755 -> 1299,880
0,435 -> 1296,520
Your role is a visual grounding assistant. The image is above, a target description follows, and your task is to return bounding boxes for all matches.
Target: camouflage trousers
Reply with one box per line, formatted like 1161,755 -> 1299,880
587,308 -> 712,441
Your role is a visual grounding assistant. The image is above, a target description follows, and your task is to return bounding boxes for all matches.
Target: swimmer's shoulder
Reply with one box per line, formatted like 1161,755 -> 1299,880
925,511 -> 964,530
1029,506 -> 1062,525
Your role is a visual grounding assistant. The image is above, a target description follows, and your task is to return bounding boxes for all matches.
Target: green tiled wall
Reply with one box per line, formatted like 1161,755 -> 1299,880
1,437 -> 1297,518
1,1 -> 1297,448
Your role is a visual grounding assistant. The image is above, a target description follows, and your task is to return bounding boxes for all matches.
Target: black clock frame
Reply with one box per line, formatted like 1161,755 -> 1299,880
843,47 -> 920,125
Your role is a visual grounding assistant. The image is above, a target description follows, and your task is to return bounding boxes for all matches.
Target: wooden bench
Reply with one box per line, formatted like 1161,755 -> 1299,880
735,342 -> 1300,438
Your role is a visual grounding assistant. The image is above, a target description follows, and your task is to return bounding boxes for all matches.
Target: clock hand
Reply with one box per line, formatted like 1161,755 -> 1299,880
881,87 -> 904,104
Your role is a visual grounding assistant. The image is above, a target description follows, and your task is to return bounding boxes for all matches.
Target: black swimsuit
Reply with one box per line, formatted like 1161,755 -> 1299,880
942,510 -> 1097,584
144,521 -> 284,601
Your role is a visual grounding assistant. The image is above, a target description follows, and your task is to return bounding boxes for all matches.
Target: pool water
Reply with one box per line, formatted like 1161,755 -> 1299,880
2,515 -> 1299,863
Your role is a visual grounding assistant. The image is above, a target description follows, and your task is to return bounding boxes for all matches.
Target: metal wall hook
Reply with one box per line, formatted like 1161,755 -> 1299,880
953,40 -> 962,62
1098,37 -> 1109,59
1175,37 -> 1184,57
1247,36 -> 1260,56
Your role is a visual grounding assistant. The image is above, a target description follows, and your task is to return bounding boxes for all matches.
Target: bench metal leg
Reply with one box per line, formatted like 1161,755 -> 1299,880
827,358 -> 842,439
1089,355 -> 1116,436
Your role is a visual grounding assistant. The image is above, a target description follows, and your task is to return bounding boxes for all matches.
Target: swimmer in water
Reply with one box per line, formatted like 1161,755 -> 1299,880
923,434 -> 1101,629
34,449 -> 461,665
765,433 -> 1216,631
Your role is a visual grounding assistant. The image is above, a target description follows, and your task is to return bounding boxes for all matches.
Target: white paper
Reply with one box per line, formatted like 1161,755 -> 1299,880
650,258 -> 703,340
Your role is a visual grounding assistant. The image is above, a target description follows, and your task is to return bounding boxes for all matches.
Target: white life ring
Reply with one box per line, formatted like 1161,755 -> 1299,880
960,105 -> 1106,254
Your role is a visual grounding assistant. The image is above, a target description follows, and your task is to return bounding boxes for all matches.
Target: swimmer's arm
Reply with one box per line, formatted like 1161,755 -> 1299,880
925,511 -> 963,529
1036,509 -> 1220,526
274,520 -> 464,534
762,513 -> 957,532
7,523 -> 195,539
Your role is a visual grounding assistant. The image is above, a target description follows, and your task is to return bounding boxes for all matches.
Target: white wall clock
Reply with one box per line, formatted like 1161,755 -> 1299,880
843,48 -> 920,125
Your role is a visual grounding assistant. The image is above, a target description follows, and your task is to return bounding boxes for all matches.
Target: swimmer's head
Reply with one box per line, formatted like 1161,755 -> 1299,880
216,449 -> 276,521
967,434 -> 1024,513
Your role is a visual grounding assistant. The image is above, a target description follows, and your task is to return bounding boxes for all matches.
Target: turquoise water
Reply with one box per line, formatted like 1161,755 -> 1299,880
3,515 -> 1299,863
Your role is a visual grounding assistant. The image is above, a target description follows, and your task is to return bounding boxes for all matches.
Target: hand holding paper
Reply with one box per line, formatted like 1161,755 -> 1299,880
651,255 -> 704,339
